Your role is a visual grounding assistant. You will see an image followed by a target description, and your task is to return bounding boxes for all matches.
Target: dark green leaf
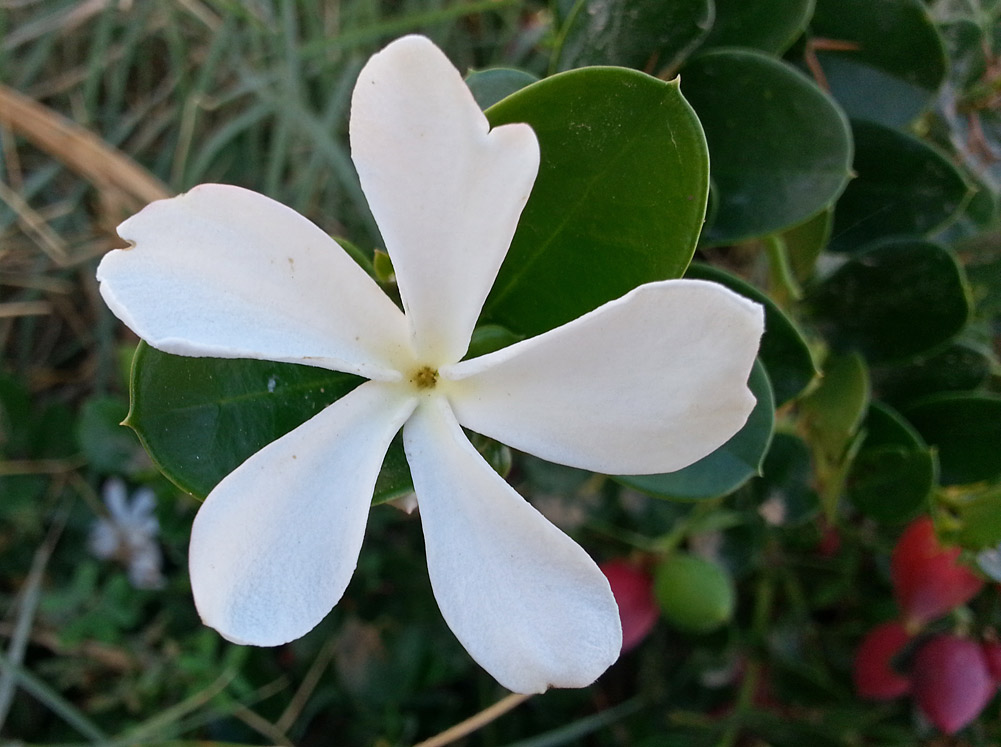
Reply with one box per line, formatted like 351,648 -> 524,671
681,49 -> 852,244
809,0 -> 947,127
615,359 -> 775,500
784,208 -> 834,283
829,120 -> 970,253
800,352 -> 870,464
75,396 -> 140,474
939,19 -> 990,90
686,263 -> 817,405
372,435 -> 412,506
701,0 -> 814,54
554,0 -> 712,74
0,371 -> 31,457
872,341 -> 993,406
755,433 -> 820,526
952,484 -> 1001,550
127,342 -> 365,499
465,324 -> 524,360
936,172 -> 1001,244
464,68 -> 538,110
807,239 -> 971,362
846,402 -> 935,522
905,393 -> 1001,485
483,67 -> 709,336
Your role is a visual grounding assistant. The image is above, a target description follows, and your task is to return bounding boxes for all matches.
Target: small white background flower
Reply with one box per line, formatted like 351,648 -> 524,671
89,478 -> 165,590
96,35 -> 763,693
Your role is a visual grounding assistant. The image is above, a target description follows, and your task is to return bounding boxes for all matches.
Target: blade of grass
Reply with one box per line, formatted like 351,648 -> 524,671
0,502 -> 69,731
414,693 -> 534,747
501,697 -> 644,747
296,0 -> 521,59
113,668 -> 237,744
0,652 -> 108,743
0,83 -> 170,206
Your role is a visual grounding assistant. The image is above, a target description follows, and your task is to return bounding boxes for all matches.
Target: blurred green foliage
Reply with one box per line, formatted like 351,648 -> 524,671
2,0 -> 1001,744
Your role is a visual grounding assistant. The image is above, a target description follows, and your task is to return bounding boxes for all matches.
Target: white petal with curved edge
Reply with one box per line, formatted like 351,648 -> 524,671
98,184 -> 413,379
404,396 -> 621,693
351,35 -> 539,365
444,279 -> 764,475
190,380 -> 417,646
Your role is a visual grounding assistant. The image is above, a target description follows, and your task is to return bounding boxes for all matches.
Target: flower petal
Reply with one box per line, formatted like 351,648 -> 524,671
190,380 -> 417,646
404,396 -> 621,693
351,35 -> 539,365
445,279 -> 764,474
97,184 -> 413,379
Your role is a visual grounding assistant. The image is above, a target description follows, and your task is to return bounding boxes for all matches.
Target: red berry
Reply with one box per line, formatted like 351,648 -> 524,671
912,634 -> 995,735
817,522 -> 841,558
982,640 -> 1001,683
600,560 -> 658,653
853,621 -> 912,699
890,517 -> 983,625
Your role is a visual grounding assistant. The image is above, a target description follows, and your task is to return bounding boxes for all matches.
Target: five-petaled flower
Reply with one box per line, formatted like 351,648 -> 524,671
89,478 -> 165,590
96,35 -> 763,693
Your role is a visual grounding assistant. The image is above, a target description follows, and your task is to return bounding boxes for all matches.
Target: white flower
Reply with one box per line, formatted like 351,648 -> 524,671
89,478 -> 165,590
96,35 -> 763,693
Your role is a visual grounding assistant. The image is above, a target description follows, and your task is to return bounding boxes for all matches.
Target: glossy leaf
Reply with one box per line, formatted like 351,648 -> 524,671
809,0 -> 948,127
554,0 -> 712,74
465,68 -> 538,110
483,67 -> 709,337
847,402 -> 935,522
808,239 -> 971,362
905,393 -> 1001,485
800,352 -> 870,465
872,341 -> 993,407
75,396 -> 138,474
701,0 -> 815,54
785,208 -> 833,282
951,484 -> 1001,550
616,360 -> 774,501
681,49 -> 852,245
755,433 -> 821,526
128,343 -> 360,498
829,121 -> 970,253
938,175 -> 1001,244
939,18 -> 990,90
686,263 -> 816,405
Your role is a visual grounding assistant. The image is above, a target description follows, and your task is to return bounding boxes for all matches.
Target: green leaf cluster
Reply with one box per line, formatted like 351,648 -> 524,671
126,0 -> 1001,548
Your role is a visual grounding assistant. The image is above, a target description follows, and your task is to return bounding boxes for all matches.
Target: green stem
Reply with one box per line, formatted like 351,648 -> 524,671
763,233 -> 803,305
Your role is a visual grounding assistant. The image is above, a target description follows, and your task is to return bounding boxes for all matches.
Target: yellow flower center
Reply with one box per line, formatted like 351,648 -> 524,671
411,365 -> 439,390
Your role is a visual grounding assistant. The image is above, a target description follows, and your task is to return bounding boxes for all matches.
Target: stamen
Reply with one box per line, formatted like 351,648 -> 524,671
411,365 -> 439,390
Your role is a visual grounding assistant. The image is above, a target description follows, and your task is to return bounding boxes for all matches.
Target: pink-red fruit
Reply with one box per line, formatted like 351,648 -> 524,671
600,560 -> 658,653
853,621 -> 912,700
890,517 -> 983,625
981,639 -> 1001,683
911,634 -> 995,735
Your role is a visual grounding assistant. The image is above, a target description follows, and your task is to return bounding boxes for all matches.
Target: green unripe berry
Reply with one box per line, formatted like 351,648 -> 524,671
653,553 -> 735,634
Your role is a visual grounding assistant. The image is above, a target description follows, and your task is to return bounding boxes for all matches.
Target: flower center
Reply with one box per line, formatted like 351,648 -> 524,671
410,365 -> 439,390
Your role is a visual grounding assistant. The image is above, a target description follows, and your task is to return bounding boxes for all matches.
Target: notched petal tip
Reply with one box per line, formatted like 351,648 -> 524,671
98,183 -> 413,376
350,34 -> 540,365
